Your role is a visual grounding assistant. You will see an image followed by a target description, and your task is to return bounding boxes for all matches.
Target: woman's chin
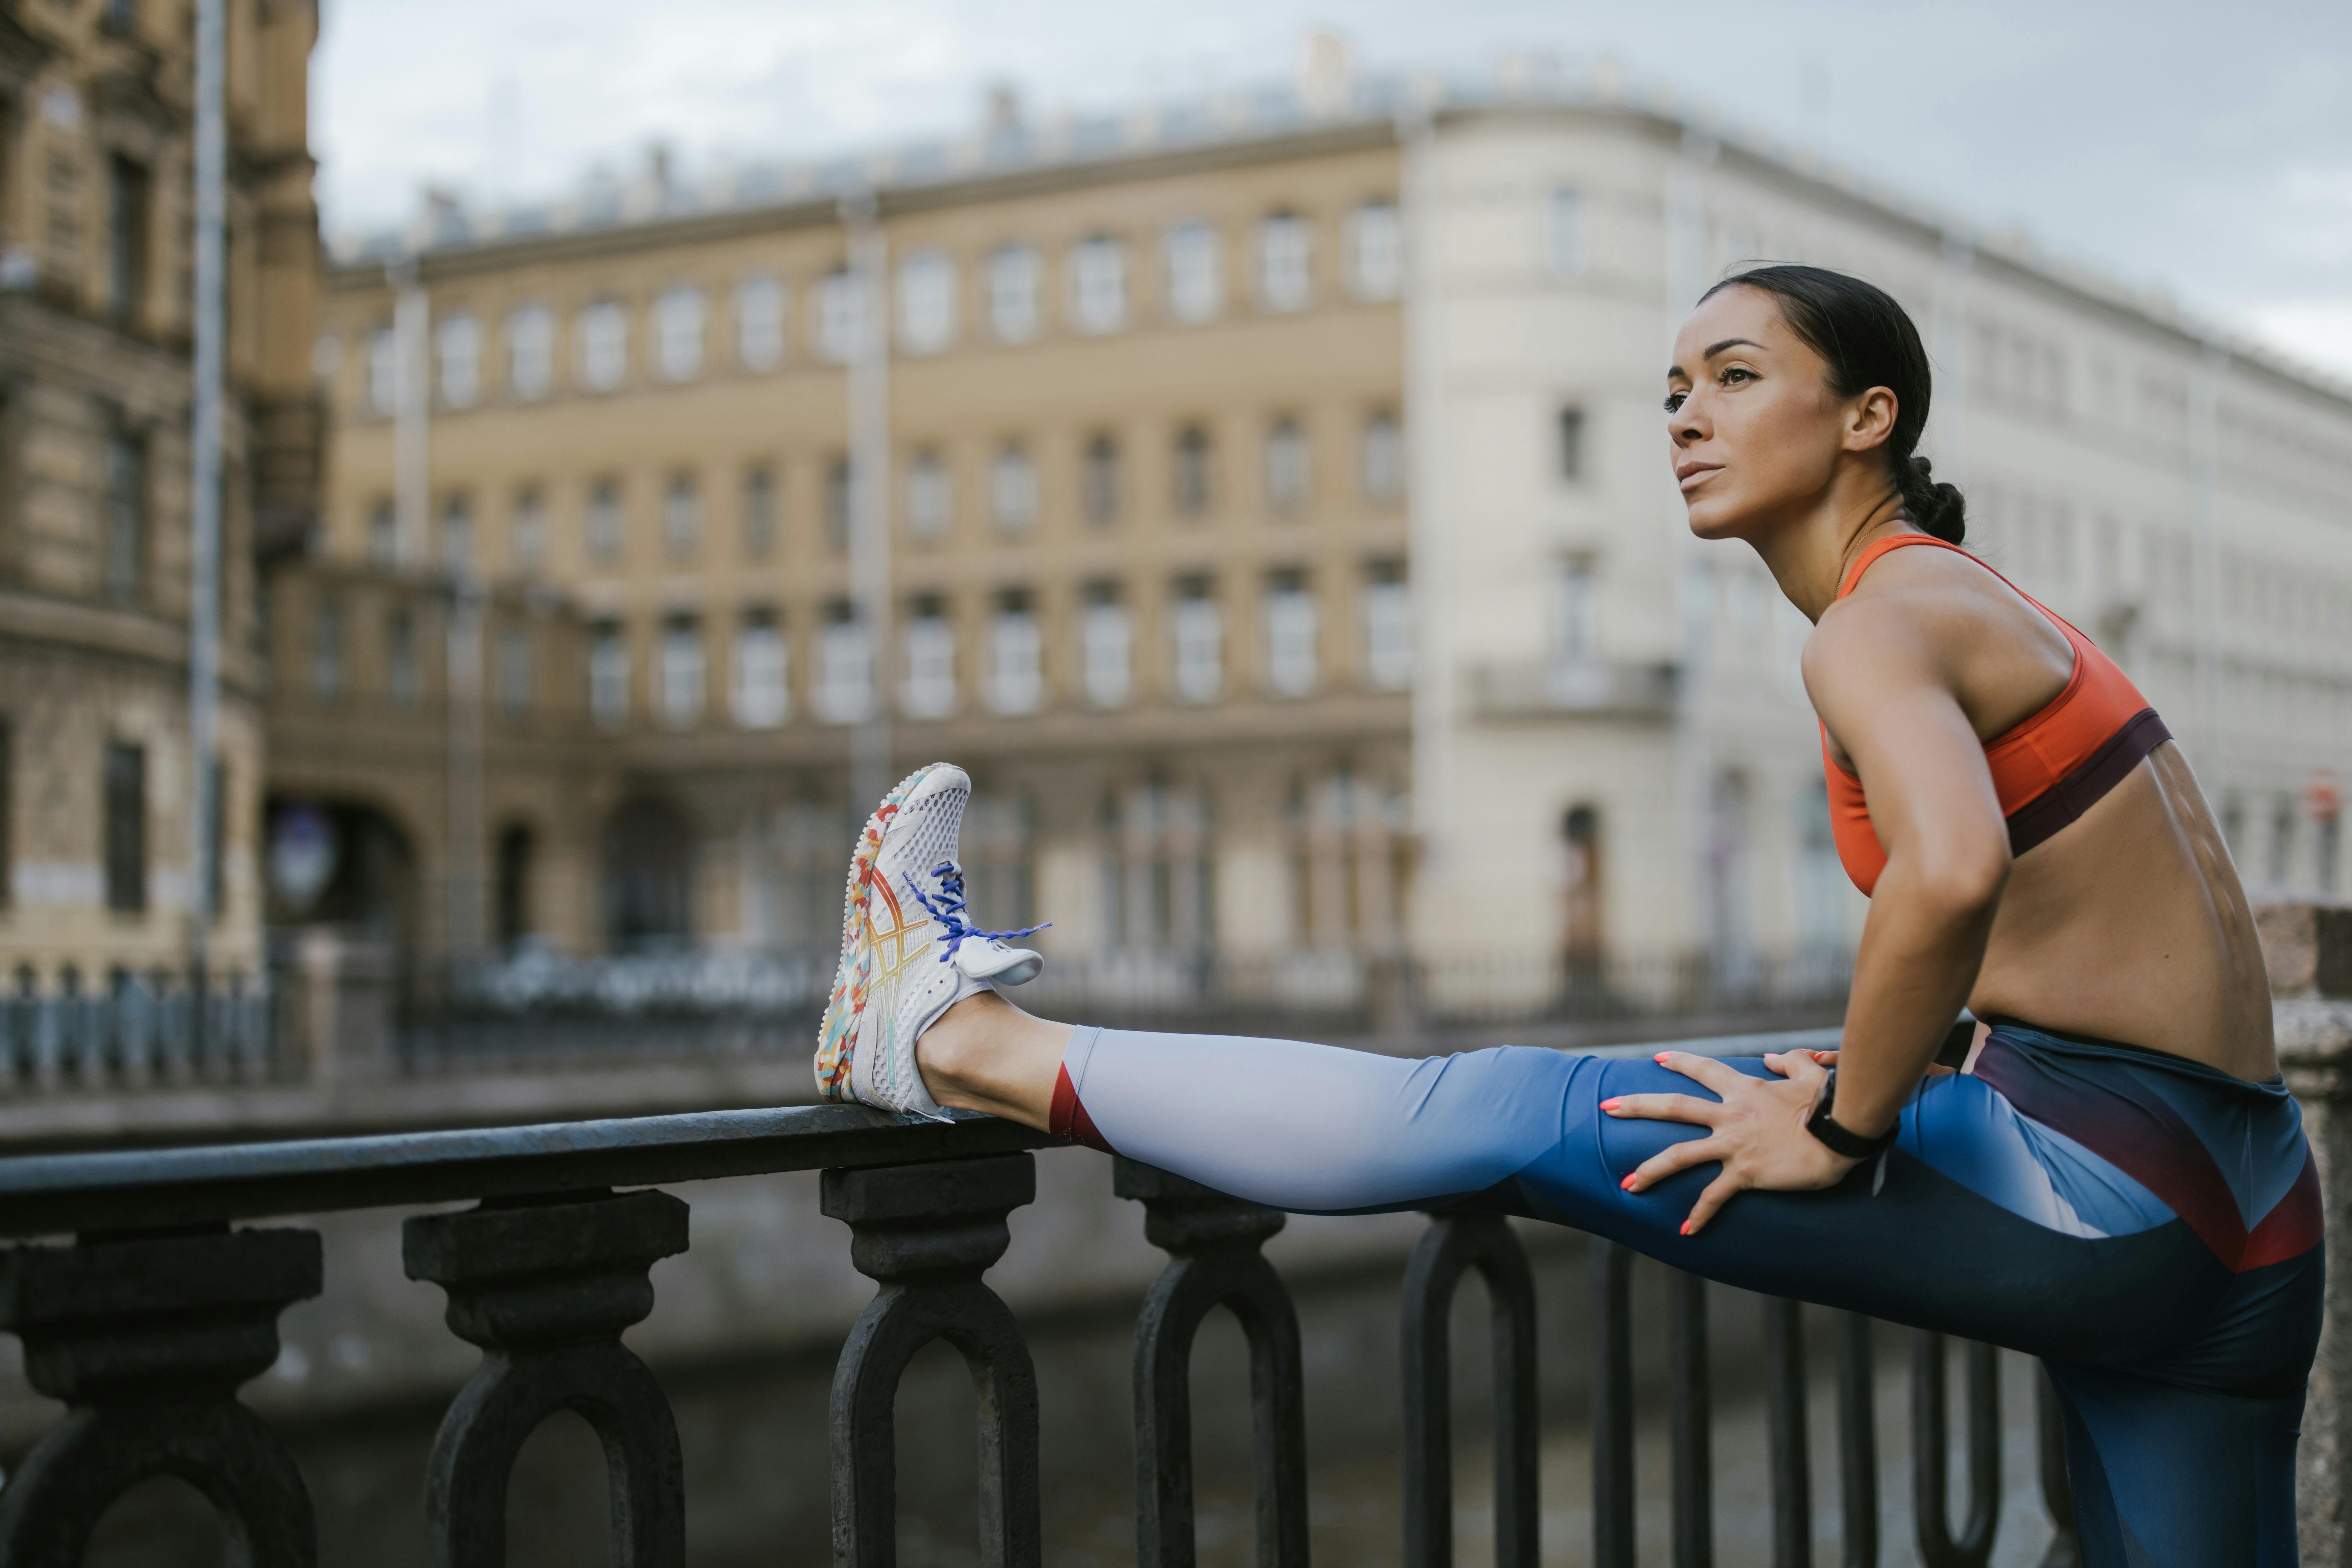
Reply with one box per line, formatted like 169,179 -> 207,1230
1682,502 -> 1746,541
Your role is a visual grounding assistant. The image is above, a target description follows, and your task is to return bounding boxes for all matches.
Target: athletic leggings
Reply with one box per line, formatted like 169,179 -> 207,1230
1049,1019 -> 2323,1568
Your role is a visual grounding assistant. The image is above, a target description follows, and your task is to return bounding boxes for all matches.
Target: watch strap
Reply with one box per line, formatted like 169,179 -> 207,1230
1805,1069 -> 1899,1160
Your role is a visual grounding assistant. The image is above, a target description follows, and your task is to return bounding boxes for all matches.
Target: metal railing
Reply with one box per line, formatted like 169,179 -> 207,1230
0,974 -> 277,1092
0,1026 -> 2074,1567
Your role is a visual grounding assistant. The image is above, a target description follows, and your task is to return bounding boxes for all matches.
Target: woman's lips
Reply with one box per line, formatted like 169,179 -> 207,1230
1677,464 -> 1722,492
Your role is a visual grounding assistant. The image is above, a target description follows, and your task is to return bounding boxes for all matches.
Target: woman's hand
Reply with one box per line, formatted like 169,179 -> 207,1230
1601,1050 -> 1862,1235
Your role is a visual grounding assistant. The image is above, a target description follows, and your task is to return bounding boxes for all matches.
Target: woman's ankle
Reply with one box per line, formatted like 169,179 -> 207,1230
914,991 -> 1067,1127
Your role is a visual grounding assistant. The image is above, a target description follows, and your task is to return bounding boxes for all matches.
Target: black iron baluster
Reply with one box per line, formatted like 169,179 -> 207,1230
1591,1240 -> 1636,1568
822,1153 -> 1043,1568
1669,1270 -> 1713,1568
1911,1333 -> 2001,1568
0,1226 -> 323,1568
2036,1369 -> 2081,1568
1763,1297 -> 1811,1568
1116,1157 -> 1310,1568
1399,1210 -> 1539,1568
1834,1313 -> 1878,1568
404,1187 -> 691,1568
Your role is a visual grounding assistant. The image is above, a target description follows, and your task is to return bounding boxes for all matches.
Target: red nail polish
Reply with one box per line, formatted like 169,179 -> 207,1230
1599,1098 -> 1622,1111
1679,1221 -> 1692,1236
1620,1174 -> 1636,1191
1654,1052 -> 1671,1064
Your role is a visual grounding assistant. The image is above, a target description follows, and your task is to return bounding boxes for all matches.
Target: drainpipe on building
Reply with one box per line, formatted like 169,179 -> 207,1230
187,0 -> 225,1026
391,260 -> 431,571
843,191 -> 892,816
1395,106 -> 1445,928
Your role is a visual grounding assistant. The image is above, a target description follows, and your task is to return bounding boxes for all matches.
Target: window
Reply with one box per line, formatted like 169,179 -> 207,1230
903,601 -> 956,718
653,285 -> 705,381
367,327 -> 399,415
1346,200 -> 1401,300
1082,434 -> 1121,526
1264,419 -> 1310,513
1265,573 -> 1317,696
659,618 -> 705,727
1557,406 -> 1586,482
817,268 -> 864,363
367,497 -> 397,565
586,479 -> 623,564
1068,237 -> 1126,334
733,613 -> 788,728
507,306 -> 553,399
816,607 -> 873,722
824,454 -> 852,551
989,593 -> 1043,714
441,493 -> 473,575
742,466 -> 778,559
991,444 -> 1037,534
497,626 -> 532,717
1172,580 -> 1222,703
661,473 -> 700,560
311,599 -> 343,700
102,422 -> 145,603
589,623 -> 628,728
1546,187 -> 1584,277
578,301 -> 628,390
1256,215 -> 1312,312
107,155 -> 148,323
1081,585 -> 1131,708
1360,410 -> 1402,503
103,742 -> 145,913
1172,426 -> 1212,517
735,274 -> 785,370
1163,221 -> 1222,323
510,488 -> 546,572
436,314 -> 480,407
898,252 -> 957,353
906,450 -> 950,542
1363,564 -> 1412,690
387,608 -> 418,705
989,245 -> 1040,342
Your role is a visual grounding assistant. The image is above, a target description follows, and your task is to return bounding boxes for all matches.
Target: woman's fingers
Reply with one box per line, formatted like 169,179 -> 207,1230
1652,1050 -> 1754,1096
1680,1170 -> 1745,1235
1598,1091 -> 1722,1127
1623,1135 -> 1726,1193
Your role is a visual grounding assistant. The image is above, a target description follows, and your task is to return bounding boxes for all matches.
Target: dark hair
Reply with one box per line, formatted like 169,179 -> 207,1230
1696,264 -> 1966,544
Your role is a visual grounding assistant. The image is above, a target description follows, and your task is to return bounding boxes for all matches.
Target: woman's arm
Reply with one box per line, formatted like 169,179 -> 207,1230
1609,597 -> 2010,1233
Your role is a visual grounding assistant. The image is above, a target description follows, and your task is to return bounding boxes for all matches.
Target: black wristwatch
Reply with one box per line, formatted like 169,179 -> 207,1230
1805,1069 -> 1899,1161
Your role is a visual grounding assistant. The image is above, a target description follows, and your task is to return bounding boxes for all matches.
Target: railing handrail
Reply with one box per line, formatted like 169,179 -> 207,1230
0,1103 -> 1052,1239
0,1027 -> 1843,1241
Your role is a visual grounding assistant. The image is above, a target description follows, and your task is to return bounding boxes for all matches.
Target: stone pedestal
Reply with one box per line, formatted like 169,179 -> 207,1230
284,929 -> 397,1083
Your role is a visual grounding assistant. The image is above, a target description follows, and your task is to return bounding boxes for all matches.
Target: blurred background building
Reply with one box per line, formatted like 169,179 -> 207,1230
287,36 -> 2352,1052
0,0 -> 320,1060
6,19 -> 2350,1087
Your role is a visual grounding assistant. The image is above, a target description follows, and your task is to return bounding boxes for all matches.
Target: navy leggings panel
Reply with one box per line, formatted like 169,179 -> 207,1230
1058,1022 -> 2322,1567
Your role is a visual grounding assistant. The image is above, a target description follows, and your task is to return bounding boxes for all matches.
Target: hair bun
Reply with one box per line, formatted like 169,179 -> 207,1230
1904,456 -> 1967,545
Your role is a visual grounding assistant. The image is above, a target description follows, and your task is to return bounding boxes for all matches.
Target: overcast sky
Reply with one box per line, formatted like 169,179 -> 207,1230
312,0 -> 2352,380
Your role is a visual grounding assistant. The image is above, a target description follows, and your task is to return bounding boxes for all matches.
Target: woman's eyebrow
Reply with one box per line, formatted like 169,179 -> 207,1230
1705,336 -> 1765,358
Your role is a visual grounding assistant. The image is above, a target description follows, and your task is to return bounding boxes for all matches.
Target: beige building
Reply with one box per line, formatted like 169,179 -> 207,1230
299,57 -> 2352,1009
0,0 -> 321,1006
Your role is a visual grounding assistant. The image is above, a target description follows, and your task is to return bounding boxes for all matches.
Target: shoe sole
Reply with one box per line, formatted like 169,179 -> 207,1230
814,762 -> 964,1102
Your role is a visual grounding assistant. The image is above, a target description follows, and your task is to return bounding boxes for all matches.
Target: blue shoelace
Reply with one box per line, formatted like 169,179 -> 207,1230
904,861 -> 1049,964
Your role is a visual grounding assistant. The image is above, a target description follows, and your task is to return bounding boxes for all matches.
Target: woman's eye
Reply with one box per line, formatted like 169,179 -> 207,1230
1720,366 -> 1754,386
1662,392 -> 1686,413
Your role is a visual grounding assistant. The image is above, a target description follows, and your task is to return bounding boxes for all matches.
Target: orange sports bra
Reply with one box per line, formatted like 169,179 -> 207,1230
1823,533 -> 2170,896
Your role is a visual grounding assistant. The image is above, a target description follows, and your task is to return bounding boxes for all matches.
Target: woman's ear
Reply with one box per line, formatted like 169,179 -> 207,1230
1844,386 -> 1899,454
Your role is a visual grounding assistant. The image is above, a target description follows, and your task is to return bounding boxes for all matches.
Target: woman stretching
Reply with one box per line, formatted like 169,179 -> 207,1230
813,265 -> 2317,1566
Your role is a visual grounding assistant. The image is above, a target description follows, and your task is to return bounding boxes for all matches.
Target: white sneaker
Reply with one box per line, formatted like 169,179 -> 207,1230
814,763 -> 1048,1116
